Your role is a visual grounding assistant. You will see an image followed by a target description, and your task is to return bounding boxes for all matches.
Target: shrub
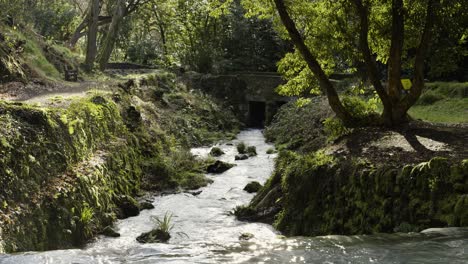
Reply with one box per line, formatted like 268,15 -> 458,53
237,142 -> 246,154
323,117 -> 352,142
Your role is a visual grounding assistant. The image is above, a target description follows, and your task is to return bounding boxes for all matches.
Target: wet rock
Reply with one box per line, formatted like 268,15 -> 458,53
209,147 -> 225,157
243,181 -> 262,193
235,154 -> 249,160
189,190 -> 203,196
206,160 -> 235,174
266,148 -> 276,154
139,201 -> 155,211
101,226 -> 120,238
91,95 -> 106,105
136,229 -> 171,243
239,232 -> 254,241
116,195 -> 140,219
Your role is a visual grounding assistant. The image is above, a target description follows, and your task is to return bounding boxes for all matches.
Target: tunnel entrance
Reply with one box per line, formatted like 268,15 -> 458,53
248,101 -> 266,128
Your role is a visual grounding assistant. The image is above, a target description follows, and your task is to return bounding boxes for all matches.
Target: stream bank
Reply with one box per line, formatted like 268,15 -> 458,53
0,72 -> 240,253
0,130 -> 467,263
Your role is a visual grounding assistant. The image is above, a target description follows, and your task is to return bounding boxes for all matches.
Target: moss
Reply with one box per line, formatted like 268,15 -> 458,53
242,152 -> 468,237
247,146 -> 257,157
0,69 -> 242,253
209,147 -> 224,157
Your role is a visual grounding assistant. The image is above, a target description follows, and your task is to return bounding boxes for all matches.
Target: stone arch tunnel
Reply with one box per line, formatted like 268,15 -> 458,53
184,72 -> 290,127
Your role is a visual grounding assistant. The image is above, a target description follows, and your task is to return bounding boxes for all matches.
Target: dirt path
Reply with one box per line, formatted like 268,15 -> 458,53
0,68 -> 160,104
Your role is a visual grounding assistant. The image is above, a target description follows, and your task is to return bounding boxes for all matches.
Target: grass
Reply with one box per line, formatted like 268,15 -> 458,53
409,98 -> 468,123
373,82 -> 468,124
18,31 -> 61,80
410,82 -> 467,123
151,212 -> 174,233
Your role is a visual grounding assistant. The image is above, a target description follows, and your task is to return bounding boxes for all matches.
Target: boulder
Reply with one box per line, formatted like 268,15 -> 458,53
209,147 -> 225,157
206,160 -> 235,174
139,201 -> 155,211
243,181 -> 262,193
136,229 -> 171,243
116,195 -> 140,219
239,232 -> 254,241
101,226 -> 120,238
235,154 -> 249,160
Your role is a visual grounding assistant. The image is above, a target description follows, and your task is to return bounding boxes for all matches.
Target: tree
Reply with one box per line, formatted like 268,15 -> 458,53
97,0 -> 126,70
84,0 -> 100,71
243,0 -> 464,126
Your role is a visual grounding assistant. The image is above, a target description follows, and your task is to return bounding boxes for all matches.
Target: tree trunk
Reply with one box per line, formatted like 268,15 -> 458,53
84,0 -> 100,72
387,0 -> 405,107
354,0 -> 394,126
273,0 -> 353,125
69,17 -> 88,48
388,0 -> 438,125
97,0 -> 126,70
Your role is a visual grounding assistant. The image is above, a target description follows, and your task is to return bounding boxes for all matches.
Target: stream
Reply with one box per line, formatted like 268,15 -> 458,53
1,130 -> 467,263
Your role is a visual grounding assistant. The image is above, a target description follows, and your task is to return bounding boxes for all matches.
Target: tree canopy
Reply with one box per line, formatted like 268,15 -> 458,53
241,0 -> 468,125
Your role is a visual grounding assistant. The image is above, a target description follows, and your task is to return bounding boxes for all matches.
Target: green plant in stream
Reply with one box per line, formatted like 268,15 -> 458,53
237,142 -> 246,154
151,212 -> 174,233
247,146 -> 257,156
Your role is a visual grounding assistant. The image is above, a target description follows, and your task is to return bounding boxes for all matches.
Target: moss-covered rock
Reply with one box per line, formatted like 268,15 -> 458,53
244,181 -> 262,193
209,147 -> 224,157
136,228 -> 170,243
206,160 -> 235,174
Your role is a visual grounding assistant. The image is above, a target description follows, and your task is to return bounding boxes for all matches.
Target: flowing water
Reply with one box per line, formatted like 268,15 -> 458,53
1,130 -> 467,264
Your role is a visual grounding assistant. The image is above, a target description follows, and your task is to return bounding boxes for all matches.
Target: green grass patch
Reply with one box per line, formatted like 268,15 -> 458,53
17,32 -> 61,80
409,98 -> 468,123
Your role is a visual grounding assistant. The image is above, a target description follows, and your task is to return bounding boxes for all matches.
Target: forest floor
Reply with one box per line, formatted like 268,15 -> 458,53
325,121 -> 468,166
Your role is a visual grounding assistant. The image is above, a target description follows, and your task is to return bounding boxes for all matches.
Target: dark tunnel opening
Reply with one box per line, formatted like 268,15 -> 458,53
248,101 -> 266,128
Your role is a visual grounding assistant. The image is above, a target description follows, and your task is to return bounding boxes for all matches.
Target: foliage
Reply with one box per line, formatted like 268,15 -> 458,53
264,98 -> 333,152
236,142 -> 247,154
323,117 -> 352,142
151,212 -> 174,233
241,0 -> 468,125
242,151 -> 468,236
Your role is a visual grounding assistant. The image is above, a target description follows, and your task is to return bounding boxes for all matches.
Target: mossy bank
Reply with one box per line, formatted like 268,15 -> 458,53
0,72 -> 240,253
237,98 -> 468,237
237,151 -> 468,236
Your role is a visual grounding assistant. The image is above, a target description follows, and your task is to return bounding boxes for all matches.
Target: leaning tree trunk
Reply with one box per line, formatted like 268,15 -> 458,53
97,0 -> 126,71
83,0 -> 100,71
273,0 -> 354,125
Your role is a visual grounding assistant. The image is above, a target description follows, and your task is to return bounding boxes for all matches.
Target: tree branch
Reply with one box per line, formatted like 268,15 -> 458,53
407,0 -> 439,107
353,0 -> 392,111
273,0 -> 353,124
